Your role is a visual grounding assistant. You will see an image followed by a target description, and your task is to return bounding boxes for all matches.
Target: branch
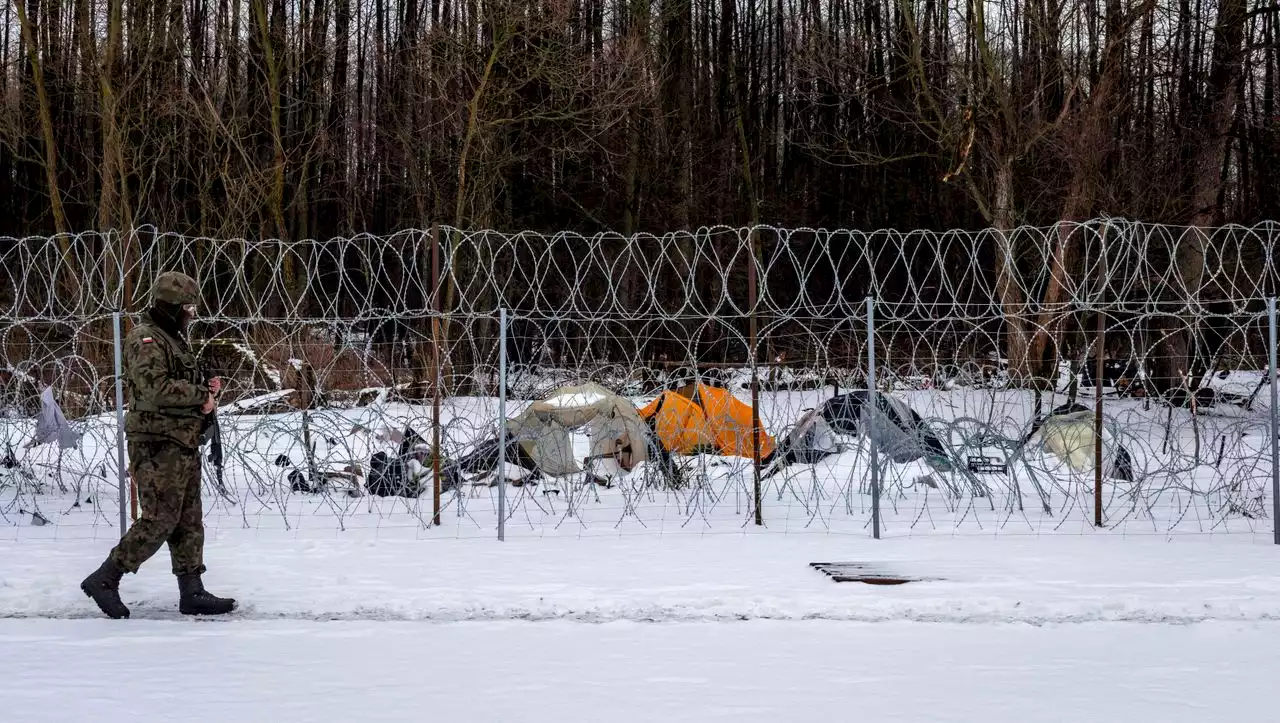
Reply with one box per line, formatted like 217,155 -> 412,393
454,29 -> 511,229
1018,80 -> 1081,155
941,110 -> 976,183
1245,2 -> 1277,19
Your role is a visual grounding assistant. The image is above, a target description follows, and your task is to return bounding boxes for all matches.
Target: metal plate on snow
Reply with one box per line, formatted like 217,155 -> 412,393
808,561 -> 940,585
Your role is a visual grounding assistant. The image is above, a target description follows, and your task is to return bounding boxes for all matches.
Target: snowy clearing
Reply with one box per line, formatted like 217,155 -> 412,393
5,380 -> 1276,539
4,377 -> 1278,721
2,619 -> 1276,723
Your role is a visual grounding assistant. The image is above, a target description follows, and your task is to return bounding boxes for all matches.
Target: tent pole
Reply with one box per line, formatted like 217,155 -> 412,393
497,307 -> 508,542
866,296 -> 880,540
1269,296 -> 1278,546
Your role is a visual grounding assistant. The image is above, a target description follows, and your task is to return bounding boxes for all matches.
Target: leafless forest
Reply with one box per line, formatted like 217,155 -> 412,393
0,0 -> 1274,238
0,0 -> 1277,416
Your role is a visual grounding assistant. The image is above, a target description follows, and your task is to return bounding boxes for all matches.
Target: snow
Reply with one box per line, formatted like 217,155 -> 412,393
226,341 -> 283,390
2,359 -> 1277,711
1,618 -> 1275,722
3,534 -> 1279,624
3,532 -> 1279,720
543,390 -> 606,408
219,389 -> 296,414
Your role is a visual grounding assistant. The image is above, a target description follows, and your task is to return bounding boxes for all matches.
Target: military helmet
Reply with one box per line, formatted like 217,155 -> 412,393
152,271 -> 200,306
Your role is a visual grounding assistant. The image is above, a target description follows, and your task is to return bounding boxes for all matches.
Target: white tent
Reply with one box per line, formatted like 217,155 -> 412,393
505,382 -> 651,477
1026,410 -> 1134,481
451,382 -> 653,483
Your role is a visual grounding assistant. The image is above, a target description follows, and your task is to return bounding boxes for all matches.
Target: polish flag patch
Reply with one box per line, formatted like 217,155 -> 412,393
141,337 -> 154,344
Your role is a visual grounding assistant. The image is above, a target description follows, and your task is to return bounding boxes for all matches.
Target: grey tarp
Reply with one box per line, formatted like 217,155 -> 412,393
819,390 -> 951,469
773,408 -> 842,467
32,386 -> 81,450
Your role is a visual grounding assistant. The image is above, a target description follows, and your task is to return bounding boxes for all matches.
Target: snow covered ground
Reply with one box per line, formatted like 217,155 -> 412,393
4,505 -> 1279,720
4,618 -> 1277,723
4,534 -> 1279,623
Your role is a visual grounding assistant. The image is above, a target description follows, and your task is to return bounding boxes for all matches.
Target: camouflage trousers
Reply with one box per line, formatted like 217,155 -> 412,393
109,440 -> 206,576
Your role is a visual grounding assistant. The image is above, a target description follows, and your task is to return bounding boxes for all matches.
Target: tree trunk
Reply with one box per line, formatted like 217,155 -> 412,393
1150,0 -> 1247,400
13,0 -> 69,236
993,157 -> 1030,383
98,0 -> 129,233
1028,0 -> 1148,385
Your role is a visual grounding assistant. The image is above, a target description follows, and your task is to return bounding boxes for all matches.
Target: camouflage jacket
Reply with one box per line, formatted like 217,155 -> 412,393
123,320 -> 210,449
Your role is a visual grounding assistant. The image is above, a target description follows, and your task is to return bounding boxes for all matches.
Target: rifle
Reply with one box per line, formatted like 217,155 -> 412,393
200,367 -> 229,497
200,412 -> 228,496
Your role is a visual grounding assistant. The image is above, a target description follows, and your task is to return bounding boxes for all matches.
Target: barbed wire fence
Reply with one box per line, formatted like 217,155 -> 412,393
1,218 -> 1277,541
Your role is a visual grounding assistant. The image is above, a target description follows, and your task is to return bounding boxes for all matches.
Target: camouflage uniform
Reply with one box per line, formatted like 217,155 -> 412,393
109,271 -> 209,575
81,271 -> 235,618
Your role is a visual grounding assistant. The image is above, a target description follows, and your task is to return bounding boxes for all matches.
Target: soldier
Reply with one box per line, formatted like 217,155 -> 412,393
80,271 -> 236,618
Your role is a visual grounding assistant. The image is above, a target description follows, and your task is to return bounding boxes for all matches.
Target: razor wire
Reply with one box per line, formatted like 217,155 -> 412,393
1,218 -> 1277,540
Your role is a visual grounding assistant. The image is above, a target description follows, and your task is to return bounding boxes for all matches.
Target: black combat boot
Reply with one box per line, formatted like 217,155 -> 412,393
177,573 -> 237,616
80,558 -> 130,619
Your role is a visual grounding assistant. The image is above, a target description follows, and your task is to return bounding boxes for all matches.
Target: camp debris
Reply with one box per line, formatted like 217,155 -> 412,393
274,424 -> 432,498
360,425 -> 433,497
450,382 -> 652,485
638,382 -> 776,462
814,390 -> 952,471
1021,403 -> 1134,481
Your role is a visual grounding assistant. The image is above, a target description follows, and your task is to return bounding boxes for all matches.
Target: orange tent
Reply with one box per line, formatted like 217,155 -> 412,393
638,383 -> 776,461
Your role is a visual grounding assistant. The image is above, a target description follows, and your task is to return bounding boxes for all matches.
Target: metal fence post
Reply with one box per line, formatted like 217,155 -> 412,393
749,232 -> 763,527
866,296 -> 880,540
112,311 -> 128,538
431,223 -> 442,527
1269,296 -> 1278,546
1094,306 -> 1105,528
497,308 -> 508,542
